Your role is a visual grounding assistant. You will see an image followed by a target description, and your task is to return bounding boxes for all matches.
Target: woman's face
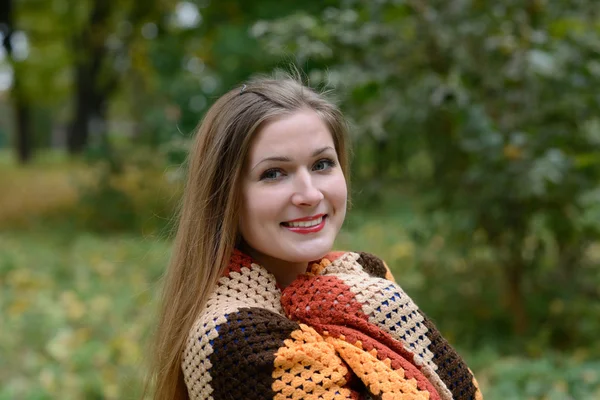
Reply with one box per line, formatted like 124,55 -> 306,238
239,109 -> 347,268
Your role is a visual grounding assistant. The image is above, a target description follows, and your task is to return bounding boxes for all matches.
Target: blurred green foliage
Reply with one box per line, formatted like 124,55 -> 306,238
1,0 -> 600,398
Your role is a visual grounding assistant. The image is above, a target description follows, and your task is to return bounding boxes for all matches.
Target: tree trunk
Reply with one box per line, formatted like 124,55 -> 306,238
1,0 -> 34,164
503,226 -> 529,335
505,260 -> 528,335
490,226 -> 529,336
66,0 -> 112,155
68,63 -> 96,154
14,88 -> 32,163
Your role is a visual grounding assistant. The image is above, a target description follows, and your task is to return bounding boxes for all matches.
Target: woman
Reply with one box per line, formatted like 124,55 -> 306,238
150,75 -> 482,399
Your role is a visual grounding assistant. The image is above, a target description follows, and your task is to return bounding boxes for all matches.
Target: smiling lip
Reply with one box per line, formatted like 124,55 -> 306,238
281,214 -> 327,234
284,214 -> 326,223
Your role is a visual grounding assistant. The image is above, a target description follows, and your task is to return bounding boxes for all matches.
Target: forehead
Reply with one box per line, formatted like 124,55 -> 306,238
247,110 -> 334,161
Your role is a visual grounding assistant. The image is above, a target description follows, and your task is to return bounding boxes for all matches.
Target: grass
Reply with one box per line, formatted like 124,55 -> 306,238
0,231 -> 169,399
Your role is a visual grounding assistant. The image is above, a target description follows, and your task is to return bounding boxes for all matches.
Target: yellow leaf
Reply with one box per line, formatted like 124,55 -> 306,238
60,291 -> 86,321
503,144 -> 522,160
8,298 -> 31,316
46,329 -> 74,362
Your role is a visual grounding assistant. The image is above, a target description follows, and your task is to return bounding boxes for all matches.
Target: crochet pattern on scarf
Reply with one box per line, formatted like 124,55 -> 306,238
182,250 -> 483,400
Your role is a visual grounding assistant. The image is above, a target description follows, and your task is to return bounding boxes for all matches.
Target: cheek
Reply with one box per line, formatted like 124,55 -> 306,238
336,174 -> 349,204
240,186 -> 281,233
326,173 -> 348,213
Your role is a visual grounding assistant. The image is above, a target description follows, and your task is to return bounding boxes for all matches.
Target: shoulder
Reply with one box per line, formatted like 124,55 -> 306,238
182,252 -> 294,399
183,302 -> 301,399
184,252 -> 287,359
182,279 -> 293,399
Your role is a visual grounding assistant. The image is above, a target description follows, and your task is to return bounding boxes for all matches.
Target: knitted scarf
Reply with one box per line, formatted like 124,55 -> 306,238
182,249 -> 483,400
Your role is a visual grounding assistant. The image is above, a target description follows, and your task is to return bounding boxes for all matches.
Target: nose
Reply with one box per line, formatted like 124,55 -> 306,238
291,169 -> 324,206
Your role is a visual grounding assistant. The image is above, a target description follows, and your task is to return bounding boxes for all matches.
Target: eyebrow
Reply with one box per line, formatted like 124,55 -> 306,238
250,146 -> 335,171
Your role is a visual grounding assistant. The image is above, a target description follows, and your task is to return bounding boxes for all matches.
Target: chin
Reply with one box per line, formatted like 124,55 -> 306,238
282,241 -> 334,263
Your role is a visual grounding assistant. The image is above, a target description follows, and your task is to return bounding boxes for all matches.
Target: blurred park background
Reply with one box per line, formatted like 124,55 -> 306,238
1,0 -> 600,398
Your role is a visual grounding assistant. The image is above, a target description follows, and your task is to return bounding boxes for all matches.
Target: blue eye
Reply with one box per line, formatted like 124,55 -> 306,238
313,158 -> 336,171
260,169 -> 284,181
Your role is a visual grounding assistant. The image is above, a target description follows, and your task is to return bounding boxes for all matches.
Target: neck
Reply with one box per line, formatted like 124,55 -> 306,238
239,244 -> 307,288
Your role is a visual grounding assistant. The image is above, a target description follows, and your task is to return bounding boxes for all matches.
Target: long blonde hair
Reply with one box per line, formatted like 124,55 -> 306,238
149,74 -> 351,399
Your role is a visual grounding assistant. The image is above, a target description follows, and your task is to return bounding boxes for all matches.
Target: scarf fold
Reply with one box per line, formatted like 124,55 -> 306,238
182,249 -> 483,400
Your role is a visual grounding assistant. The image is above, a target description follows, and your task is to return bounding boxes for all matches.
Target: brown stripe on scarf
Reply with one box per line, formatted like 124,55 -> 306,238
356,252 -> 389,279
418,311 -> 478,399
208,307 -> 299,400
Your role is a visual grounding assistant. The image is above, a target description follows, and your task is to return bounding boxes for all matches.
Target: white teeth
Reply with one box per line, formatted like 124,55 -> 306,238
287,216 -> 323,228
